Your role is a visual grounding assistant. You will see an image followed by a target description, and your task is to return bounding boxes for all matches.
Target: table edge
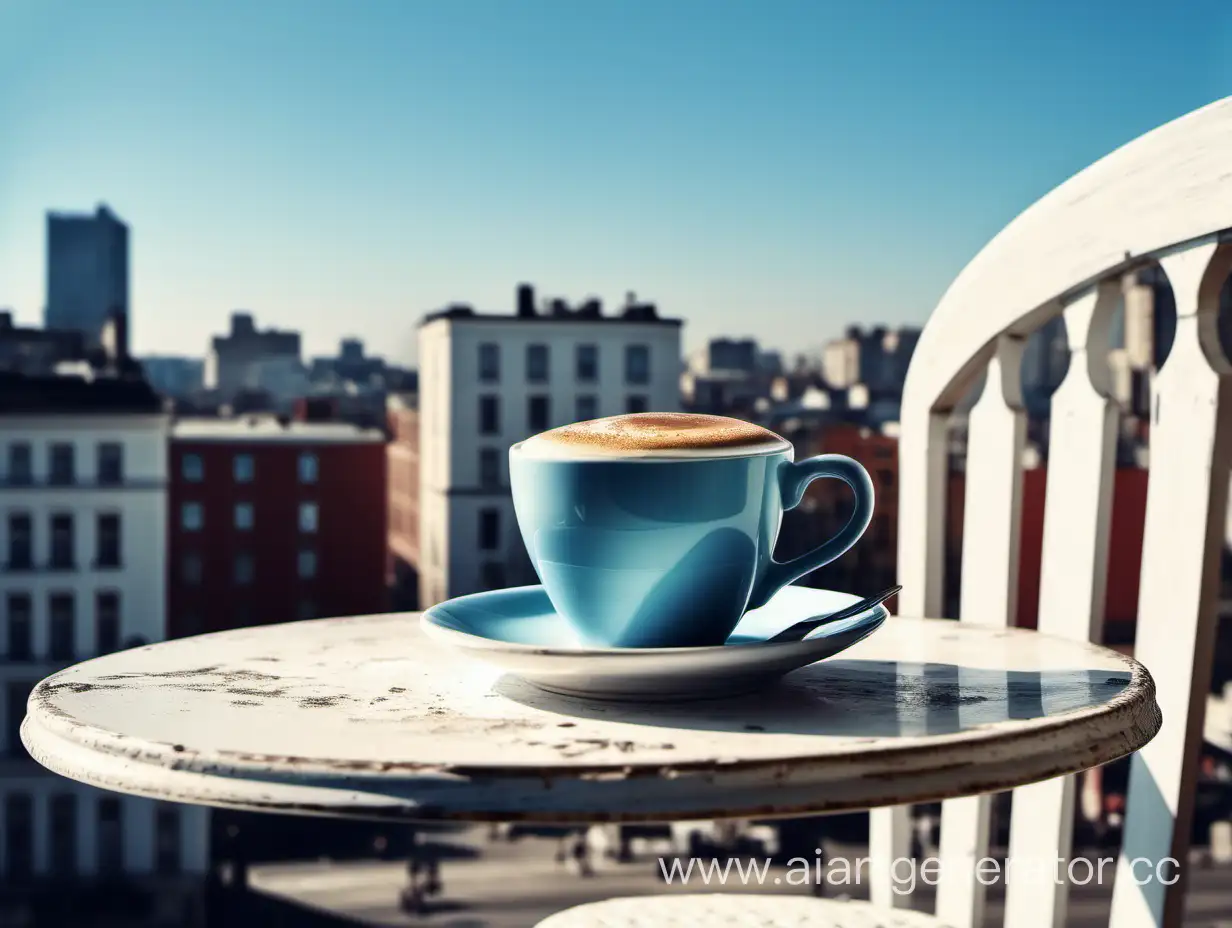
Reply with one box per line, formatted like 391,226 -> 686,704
22,648 -> 1162,822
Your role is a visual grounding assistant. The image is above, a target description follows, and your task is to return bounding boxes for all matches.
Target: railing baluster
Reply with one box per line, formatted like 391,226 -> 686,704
1109,241 -> 1232,928
935,335 -> 1026,928
1003,282 -> 1118,928
870,406 -> 951,908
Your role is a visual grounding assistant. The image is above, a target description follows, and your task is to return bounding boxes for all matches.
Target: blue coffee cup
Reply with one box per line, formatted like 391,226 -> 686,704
509,440 -> 874,648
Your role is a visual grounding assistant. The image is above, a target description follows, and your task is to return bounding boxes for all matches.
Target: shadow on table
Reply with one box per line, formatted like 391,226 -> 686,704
493,661 -> 1134,739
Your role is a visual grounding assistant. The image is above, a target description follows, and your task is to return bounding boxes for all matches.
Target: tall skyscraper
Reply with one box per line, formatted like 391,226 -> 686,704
44,204 -> 129,349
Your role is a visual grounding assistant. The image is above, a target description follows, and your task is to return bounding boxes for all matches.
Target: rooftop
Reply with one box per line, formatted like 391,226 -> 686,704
172,416 -> 384,444
421,284 -> 681,327
421,306 -> 682,327
0,370 -> 162,415
46,203 -> 126,226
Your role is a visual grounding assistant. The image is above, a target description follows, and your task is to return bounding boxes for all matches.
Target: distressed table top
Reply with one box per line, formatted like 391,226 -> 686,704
23,613 -> 1160,823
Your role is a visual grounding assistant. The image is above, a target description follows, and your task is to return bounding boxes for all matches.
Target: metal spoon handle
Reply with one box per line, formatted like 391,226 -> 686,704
766,585 -> 901,644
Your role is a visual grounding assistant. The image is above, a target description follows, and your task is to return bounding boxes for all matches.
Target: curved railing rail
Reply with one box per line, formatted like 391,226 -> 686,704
877,96 -> 1232,928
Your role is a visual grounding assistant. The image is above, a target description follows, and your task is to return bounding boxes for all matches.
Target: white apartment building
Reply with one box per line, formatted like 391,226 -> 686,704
0,372 -> 207,920
203,311 -> 301,402
417,291 -> 682,607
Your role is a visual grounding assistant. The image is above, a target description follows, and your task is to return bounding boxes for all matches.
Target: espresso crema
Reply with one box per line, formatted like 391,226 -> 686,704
517,412 -> 790,459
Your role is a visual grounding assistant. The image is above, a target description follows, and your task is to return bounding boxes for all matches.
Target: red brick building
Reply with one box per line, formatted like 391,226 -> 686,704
948,466 -> 1147,641
777,422 -> 901,604
166,417 -> 387,638
386,394 -> 420,610
812,423 -> 900,582
789,421 -> 1149,641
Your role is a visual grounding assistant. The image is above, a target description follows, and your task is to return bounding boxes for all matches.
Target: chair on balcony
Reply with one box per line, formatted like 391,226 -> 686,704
536,96 -> 1232,928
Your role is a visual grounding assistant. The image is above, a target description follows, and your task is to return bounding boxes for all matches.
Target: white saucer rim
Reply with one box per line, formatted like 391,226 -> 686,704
420,585 -> 889,657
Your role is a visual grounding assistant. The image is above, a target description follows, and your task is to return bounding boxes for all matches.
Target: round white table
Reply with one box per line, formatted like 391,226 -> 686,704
23,613 -> 1158,823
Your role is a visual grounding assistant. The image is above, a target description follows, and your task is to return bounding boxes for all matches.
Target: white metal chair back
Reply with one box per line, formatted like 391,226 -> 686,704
872,96 -> 1232,928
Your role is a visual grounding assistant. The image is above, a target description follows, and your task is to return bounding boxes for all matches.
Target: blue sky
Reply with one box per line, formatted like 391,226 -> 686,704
2,0 -> 1231,362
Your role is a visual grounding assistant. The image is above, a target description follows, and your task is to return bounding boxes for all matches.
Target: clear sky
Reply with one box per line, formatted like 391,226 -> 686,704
2,0 -> 1231,363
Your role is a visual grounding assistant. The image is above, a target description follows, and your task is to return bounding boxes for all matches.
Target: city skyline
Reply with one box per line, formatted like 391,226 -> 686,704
2,0 -> 1232,361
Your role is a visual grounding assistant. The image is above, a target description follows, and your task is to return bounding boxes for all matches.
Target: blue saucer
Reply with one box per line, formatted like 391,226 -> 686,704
421,585 -> 887,701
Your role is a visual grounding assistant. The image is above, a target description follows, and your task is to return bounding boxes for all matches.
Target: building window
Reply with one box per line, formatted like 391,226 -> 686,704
50,513 -> 75,569
528,395 -> 550,433
6,682 -> 32,757
297,599 -> 316,621
6,594 -> 31,661
97,442 -> 123,485
234,502 -> 254,531
96,592 -> 121,654
6,513 -> 31,570
49,593 -> 74,660
233,553 -> 254,586
155,806 -> 181,875
181,502 -> 203,532
298,452 -> 318,484
298,502 -> 318,533
576,395 -> 598,422
96,513 -> 121,567
50,794 -> 77,877
479,396 -> 500,435
479,343 -> 500,383
233,453 -> 255,483
878,469 -> 895,488
297,549 -> 317,579
7,443 -> 32,485
182,453 -> 203,482
479,508 -> 500,551
576,344 -> 598,382
181,553 -> 203,586
97,798 -> 123,876
49,443 -> 75,485
4,794 -> 33,879
527,344 -> 549,383
626,395 -> 649,414
479,448 -> 500,488
625,344 -> 650,385
480,561 -> 507,590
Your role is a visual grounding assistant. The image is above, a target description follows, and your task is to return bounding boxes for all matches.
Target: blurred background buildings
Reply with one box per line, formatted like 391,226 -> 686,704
5,195 -> 1232,923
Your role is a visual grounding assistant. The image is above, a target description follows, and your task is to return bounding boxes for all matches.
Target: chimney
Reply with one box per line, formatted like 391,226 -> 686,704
0,310 -> 12,330
516,283 -> 536,318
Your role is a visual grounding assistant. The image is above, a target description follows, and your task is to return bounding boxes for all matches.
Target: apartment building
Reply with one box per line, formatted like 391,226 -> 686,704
415,285 -> 682,606
0,371 -> 207,922
167,417 -> 387,638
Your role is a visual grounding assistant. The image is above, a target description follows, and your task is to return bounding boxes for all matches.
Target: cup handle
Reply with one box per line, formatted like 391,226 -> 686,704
746,454 -> 875,610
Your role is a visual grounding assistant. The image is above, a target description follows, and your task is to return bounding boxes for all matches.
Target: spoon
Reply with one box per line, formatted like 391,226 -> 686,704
764,585 -> 901,644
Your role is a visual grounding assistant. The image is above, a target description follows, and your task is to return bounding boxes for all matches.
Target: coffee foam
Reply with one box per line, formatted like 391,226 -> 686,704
516,412 -> 790,460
